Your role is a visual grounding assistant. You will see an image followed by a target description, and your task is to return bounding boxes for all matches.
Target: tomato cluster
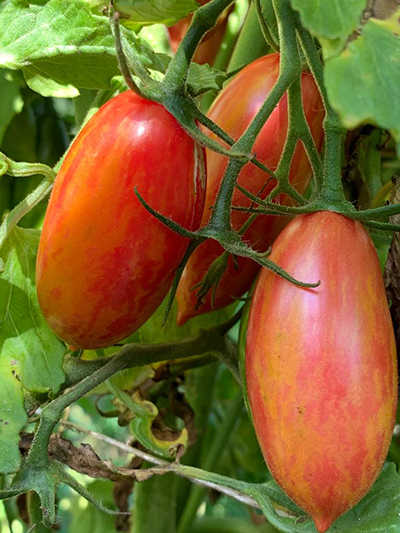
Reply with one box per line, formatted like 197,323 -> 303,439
176,53 -> 324,324
36,52 -> 397,532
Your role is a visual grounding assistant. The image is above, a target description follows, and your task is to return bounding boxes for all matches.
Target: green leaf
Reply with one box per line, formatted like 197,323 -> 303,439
325,13 -> 400,143
0,0 -> 227,98
0,0 -> 165,97
0,70 -> 23,145
291,0 -> 367,56
0,0 -> 119,96
0,226 -> 66,393
187,62 -> 228,97
115,0 -> 199,29
0,355 -> 27,474
333,462 -> 400,532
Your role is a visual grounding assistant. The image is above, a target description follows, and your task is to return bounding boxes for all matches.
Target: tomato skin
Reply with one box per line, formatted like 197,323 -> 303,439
246,211 -> 398,533
36,91 -> 205,349
176,53 -> 324,325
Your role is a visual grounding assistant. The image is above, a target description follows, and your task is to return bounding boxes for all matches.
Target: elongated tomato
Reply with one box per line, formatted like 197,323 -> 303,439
176,53 -> 324,325
246,211 -> 397,532
36,91 -> 205,349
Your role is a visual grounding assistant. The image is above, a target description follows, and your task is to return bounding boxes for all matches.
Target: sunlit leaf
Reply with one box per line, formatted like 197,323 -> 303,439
0,227 -> 66,393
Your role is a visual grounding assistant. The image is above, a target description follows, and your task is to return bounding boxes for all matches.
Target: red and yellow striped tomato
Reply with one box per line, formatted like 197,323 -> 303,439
36,90 -> 205,349
246,211 -> 397,533
176,53 -> 324,325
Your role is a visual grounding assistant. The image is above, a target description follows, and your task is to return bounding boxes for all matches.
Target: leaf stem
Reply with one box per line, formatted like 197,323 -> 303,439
0,179 -> 53,250
111,9 -> 143,95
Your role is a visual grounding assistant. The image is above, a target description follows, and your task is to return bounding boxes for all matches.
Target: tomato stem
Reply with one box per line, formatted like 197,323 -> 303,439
207,0 -> 299,232
296,22 -> 351,209
287,78 -> 323,187
110,7 -> 145,96
164,0 -> 234,91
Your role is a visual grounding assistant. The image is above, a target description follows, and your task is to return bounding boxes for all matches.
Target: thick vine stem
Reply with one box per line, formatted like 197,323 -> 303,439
317,122 -> 352,209
295,21 -> 351,208
163,0 -> 234,90
286,78 -> 323,187
7,321 -> 239,517
345,203 -> 400,221
62,319 -> 238,388
206,0 -> 301,233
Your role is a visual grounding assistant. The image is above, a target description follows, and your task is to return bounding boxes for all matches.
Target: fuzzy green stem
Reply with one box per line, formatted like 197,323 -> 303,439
0,154 -> 55,182
286,78 -> 323,187
111,9 -> 143,95
194,110 -> 277,178
207,0 -> 300,232
296,23 -> 350,208
26,320 -> 238,469
164,0 -> 234,90
110,4 -> 153,89
319,123 -> 349,206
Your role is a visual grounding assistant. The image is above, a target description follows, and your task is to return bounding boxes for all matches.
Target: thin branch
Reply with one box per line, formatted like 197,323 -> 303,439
110,8 -> 143,95
58,420 -> 259,509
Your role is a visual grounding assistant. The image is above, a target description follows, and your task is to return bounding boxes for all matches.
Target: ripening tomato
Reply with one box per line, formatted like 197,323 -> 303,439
168,1 -> 232,66
36,90 -> 205,349
246,211 -> 397,532
176,53 -> 324,325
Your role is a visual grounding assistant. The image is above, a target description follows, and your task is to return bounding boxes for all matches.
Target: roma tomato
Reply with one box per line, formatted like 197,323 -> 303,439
246,211 -> 398,532
176,53 -> 324,325
36,91 -> 205,349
